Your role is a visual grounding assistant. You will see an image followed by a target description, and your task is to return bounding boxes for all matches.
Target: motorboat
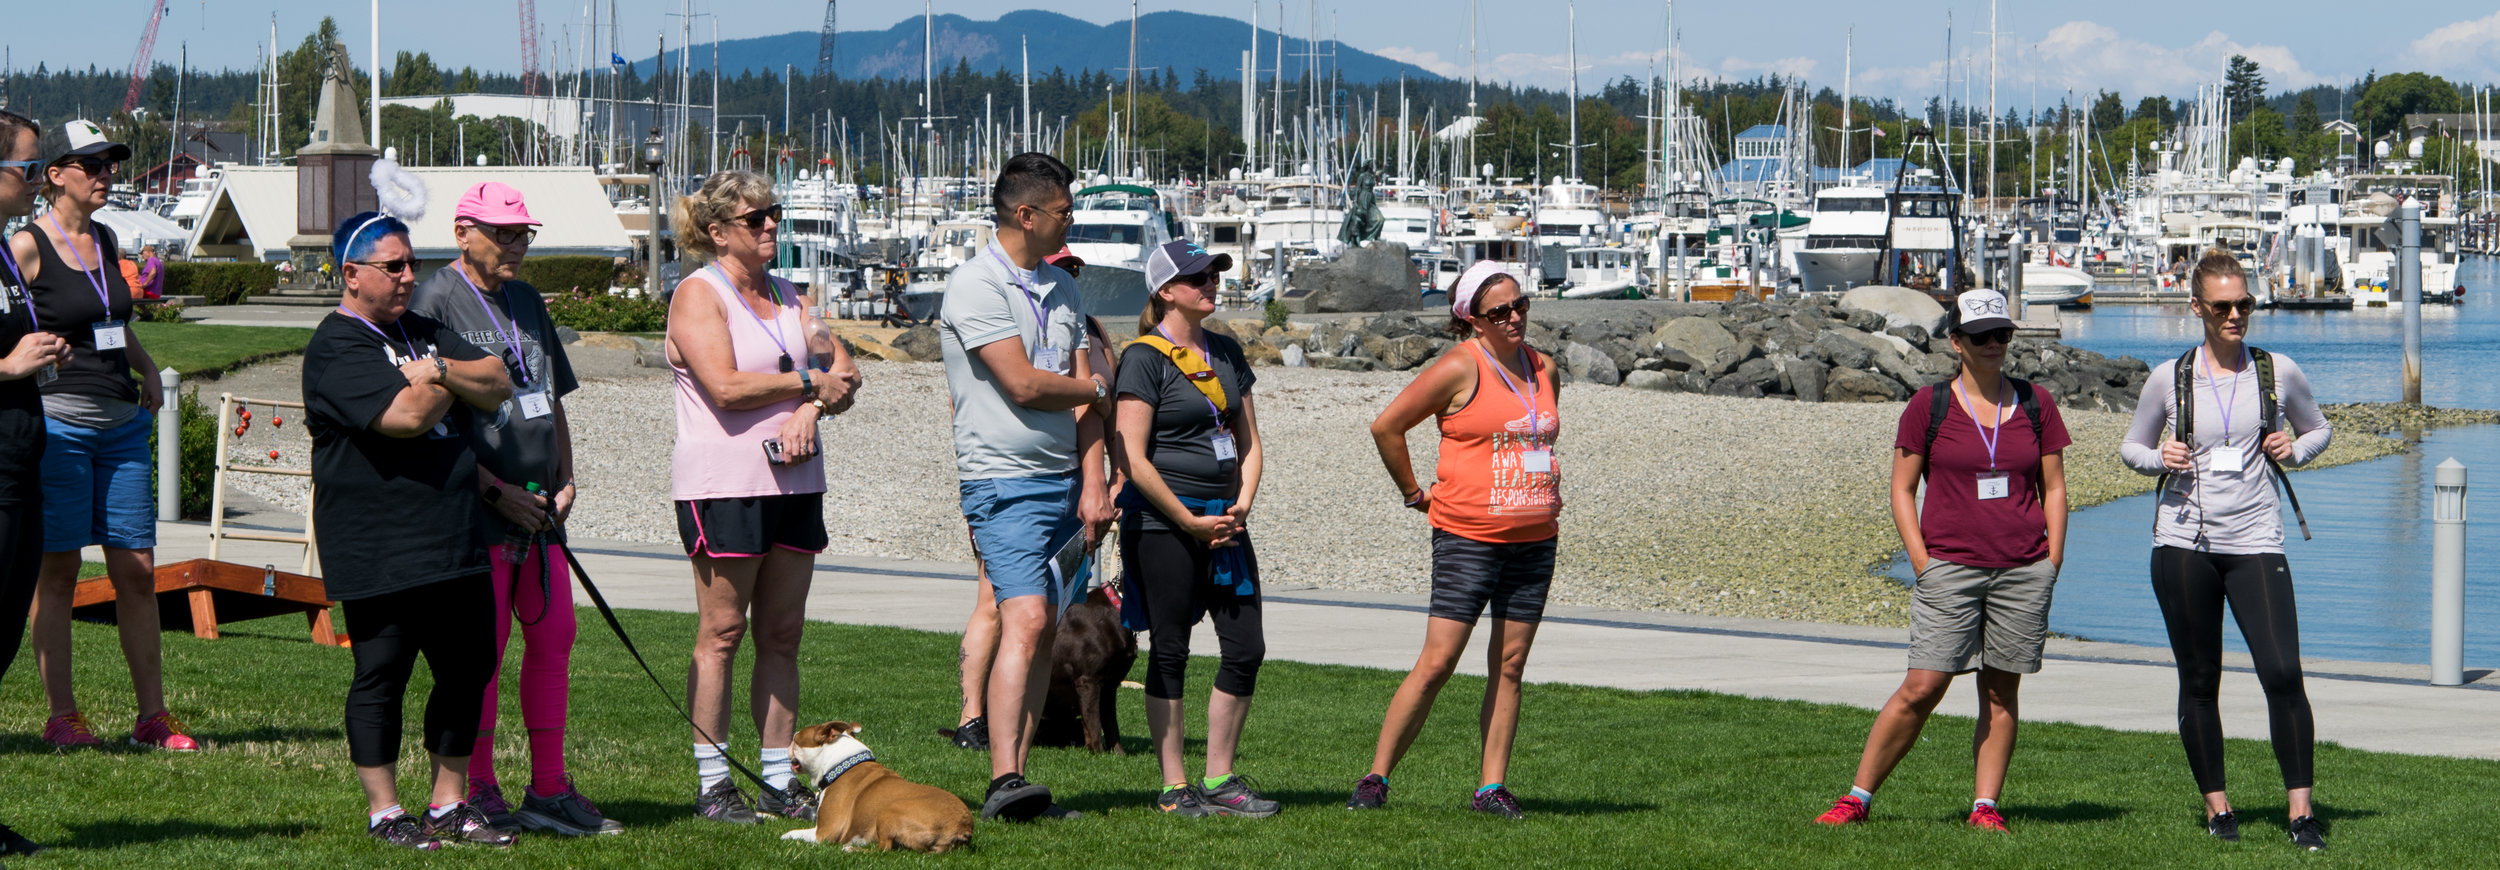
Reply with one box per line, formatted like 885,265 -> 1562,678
1558,246 -> 1642,298
1792,184 -> 1886,293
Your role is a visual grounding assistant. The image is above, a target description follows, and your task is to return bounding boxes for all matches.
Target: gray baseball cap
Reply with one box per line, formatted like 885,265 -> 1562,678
37,119 -> 132,166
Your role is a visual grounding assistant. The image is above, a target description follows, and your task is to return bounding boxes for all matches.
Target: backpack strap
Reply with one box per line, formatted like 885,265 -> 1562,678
2248,346 -> 2312,540
2006,376 -> 2046,504
2156,349 -> 2198,494
1920,382 -> 1949,476
1127,334 -> 1229,414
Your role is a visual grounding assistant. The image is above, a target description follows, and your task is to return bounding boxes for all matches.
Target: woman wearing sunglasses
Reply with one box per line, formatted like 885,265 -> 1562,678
2120,251 -> 2332,852
1815,288 -> 2070,833
663,170 -> 859,825
0,108 -> 72,860
1349,260 -> 1559,820
7,120 -> 191,753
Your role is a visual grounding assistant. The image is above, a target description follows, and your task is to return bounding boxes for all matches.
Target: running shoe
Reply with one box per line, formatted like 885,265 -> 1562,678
759,781 -> 819,821
0,821 -> 42,857
1968,803 -> 2010,833
367,815 -> 442,851
2288,815 -> 2327,853
948,716 -> 991,750
1471,786 -> 1526,820
695,779 -> 759,825
465,783 -> 523,834
423,803 -> 518,847
1345,774 -> 1390,810
1815,795 -> 1869,825
980,775 -> 1054,822
40,713 -> 103,749
1154,785 -> 1218,817
130,711 -> 200,751
2205,811 -> 2240,842
1200,775 -> 1281,818
516,780 -> 624,836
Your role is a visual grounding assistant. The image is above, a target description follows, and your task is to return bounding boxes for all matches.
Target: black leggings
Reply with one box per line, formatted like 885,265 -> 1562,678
341,574 -> 497,767
2149,546 -> 2314,792
0,498 -> 40,682
1122,527 -> 1264,700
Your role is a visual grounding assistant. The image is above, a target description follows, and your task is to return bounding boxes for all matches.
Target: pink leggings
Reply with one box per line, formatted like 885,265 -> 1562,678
471,541 -> 578,797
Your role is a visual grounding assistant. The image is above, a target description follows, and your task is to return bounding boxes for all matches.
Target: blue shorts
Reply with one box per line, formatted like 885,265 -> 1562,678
959,472 -> 1081,610
41,413 -> 158,552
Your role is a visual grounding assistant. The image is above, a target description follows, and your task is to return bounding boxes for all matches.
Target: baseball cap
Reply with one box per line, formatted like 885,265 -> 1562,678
455,181 -> 541,226
1144,239 -> 1231,290
37,119 -> 132,166
1044,246 -> 1085,270
1952,288 -> 2016,334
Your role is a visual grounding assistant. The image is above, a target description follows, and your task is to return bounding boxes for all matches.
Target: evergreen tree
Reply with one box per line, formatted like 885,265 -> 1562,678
2223,55 -> 2266,117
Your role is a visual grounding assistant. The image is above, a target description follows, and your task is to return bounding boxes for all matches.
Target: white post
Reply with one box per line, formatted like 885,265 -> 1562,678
2430,458 -> 2468,686
157,368 -> 181,522
2400,202 -> 2423,404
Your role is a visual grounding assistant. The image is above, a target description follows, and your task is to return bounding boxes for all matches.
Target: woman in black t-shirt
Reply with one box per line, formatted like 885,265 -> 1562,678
1112,239 -> 1274,818
0,107 -> 72,859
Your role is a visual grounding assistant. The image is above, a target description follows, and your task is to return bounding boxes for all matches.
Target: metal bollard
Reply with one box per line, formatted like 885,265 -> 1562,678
2430,458 -> 2468,686
158,368 -> 181,522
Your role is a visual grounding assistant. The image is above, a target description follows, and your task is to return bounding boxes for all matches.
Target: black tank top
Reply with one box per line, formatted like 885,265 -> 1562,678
0,246 -> 48,501
25,221 -> 138,403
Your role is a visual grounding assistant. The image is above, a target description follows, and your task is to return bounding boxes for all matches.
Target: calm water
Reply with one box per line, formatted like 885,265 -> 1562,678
1892,257 -> 2500,668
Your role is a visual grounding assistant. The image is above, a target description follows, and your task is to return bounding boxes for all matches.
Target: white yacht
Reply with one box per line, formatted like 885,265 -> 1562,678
1376,183 -> 1445,253
1792,184 -> 1886,294
1558,247 -> 1642,298
1064,183 -> 1179,318
1532,177 -> 1608,289
1248,181 -> 1347,253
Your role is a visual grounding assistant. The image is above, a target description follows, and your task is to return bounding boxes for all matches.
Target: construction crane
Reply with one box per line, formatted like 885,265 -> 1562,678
121,0 -> 171,114
519,0 -> 541,98
815,1 -> 837,95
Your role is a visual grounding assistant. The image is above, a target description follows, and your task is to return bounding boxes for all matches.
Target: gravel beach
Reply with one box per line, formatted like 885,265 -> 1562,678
195,339 -> 2416,627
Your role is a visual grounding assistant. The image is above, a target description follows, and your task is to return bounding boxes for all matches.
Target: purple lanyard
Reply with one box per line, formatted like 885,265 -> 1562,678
710,263 -> 795,367
0,246 -> 32,330
1153,325 -> 1227,430
987,245 -> 1055,354
2200,346 -> 2244,447
453,266 -> 530,388
1953,376 -> 2010,469
1471,341 -> 1540,425
44,214 -> 114,318
339,307 -> 421,360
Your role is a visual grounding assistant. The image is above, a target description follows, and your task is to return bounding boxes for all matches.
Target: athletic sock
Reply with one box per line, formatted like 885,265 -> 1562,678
1974,798 -> 1998,811
1163,782 -> 1191,794
761,747 -> 795,791
427,800 -> 464,820
694,743 -> 730,791
369,805 -> 405,829
988,773 -> 1023,795
1476,783 -> 1503,797
1849,786 -> 1874,806
1203,773 -> 1235,790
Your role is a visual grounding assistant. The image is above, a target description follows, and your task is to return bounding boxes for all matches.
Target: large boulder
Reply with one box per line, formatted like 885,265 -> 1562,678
1787,358 -> 1828,402
1288,241 -> 1418,313
1622,370 -> 1677,391
1368,334 -> 1442,370
892,324 -> 944,361
1281,343 -> 1308,367
1812,333 -> 1873,370
1839,285 -> 1949,335
1239,339 -> 1284,366
1646,316 -> 1743,375
1557,341 -> 1621,386
1826,367 -> 1911,402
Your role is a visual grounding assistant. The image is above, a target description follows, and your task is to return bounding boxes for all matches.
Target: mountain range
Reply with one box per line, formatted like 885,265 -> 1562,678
634,10 -> 1443,85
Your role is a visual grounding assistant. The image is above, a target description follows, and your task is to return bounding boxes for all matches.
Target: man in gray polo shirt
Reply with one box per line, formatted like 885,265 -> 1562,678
941,152 -> 1113,822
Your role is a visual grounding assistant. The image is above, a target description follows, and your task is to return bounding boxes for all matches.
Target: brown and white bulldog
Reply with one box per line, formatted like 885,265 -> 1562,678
780,721 -> 975,853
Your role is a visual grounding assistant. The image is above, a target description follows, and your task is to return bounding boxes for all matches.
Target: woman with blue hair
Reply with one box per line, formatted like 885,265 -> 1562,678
304,210 -> 516,850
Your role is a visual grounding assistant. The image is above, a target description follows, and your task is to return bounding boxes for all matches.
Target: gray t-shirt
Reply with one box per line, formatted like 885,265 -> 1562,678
2121,348 -> 2331,554
939,246 -> 1091,480
407,266 -> 578,499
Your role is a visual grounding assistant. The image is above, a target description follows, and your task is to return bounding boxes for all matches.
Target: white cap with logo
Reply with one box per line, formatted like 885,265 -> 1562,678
1953,288 -> 2016,334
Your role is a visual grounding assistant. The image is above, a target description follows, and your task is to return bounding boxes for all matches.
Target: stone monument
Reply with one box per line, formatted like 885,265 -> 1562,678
279,41 -> 380,295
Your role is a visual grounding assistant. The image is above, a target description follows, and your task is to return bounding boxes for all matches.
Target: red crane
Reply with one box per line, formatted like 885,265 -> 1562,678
519,0 -> 541,98
121,0 -> 171,114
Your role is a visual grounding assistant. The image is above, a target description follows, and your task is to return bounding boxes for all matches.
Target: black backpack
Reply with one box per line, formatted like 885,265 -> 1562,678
2157,346 -> 2312,540
1921,376 -> 2045,501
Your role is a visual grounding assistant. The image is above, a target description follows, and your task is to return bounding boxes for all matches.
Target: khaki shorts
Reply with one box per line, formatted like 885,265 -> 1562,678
1906,558 -> 2058,674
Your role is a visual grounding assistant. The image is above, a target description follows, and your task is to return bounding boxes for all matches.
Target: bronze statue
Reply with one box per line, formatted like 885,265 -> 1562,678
1337,160 -> 1384,246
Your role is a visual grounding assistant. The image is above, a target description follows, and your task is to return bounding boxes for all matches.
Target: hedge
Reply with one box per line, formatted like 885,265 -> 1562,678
544,287 -> 667,333
516,256 -> 619,297
164,262 -> 281,306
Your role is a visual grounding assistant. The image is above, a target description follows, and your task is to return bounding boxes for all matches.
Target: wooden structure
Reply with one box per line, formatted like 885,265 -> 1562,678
210,393 -> 317,573
72,559 -> 340,645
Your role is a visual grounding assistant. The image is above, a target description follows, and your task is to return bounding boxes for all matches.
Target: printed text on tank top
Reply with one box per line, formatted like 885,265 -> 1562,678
1473,340 -> 1551,473
1952,374 -> 2012,500
0,244 -> 32,328
710,262 -> 796,373
1155,324 -> 1236,461
986,244 -> 1061,370
46,213 -> 125,351
2200,346 -> 2248,476
455,266 -> 556,420
339,308 -> 452,438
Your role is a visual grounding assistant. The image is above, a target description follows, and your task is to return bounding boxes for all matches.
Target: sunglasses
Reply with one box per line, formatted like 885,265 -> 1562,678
1177,270 -> 1221,288
1021,203 -> 1076,222
1961,328 -> 2015,346
58,157 -> 114,177
2200,297 -> 2257,316
729,204 -> 782,230
1477,298 -> 1531,322
0,160 -> 38,184
464,222 -> 537,246
351,258 -> 417,276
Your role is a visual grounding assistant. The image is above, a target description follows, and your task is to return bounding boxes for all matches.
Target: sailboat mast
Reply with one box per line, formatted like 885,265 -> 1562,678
1841,28 -> 1852,175
1566,0 -> 1580,180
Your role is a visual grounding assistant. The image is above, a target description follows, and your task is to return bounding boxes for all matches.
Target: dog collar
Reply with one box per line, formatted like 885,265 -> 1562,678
813,748 -> 876,791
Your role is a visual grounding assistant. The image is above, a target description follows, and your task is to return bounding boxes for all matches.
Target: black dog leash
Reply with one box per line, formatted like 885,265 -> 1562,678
549,526 -> 794,807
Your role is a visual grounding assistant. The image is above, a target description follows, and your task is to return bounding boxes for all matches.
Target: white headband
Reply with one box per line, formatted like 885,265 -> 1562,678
1451,261 -> 1513,320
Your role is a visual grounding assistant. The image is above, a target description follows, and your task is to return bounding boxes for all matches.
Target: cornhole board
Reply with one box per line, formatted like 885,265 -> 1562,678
70,559 -> 344,646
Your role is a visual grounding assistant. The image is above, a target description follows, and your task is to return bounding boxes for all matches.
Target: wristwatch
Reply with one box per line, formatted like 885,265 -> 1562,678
1092,375 -> 1108,400
432,357 -> 448,379
482,484 -> 503,505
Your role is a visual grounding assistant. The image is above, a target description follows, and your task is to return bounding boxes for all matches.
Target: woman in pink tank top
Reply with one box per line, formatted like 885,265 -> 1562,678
661,171 -> 860,822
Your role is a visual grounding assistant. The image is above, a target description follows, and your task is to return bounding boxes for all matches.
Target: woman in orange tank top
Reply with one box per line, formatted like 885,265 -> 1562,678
1345,261 -> 1559,820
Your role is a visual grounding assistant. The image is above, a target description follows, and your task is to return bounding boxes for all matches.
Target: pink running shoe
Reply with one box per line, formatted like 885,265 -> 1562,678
1815,795 -> 1869,825
1968,803 -> 2010,832
42,713 -> 104,749
131,711 -> 201,751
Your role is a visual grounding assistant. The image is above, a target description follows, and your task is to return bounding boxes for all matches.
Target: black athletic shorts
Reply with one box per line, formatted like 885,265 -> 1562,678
1427,529 -> 1557,625
674,493 -> 828,558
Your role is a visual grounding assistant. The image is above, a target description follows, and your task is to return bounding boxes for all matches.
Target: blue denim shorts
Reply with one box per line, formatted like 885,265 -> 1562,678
959,472 -> 1081,610
41,413 -> 158,552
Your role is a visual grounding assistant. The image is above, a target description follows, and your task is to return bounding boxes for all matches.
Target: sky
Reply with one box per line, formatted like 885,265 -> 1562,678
8,1 -> 2497,106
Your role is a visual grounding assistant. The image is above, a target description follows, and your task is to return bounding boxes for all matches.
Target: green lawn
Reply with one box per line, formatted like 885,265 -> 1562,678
7,608 -> 2488,868
130,322 -> 313,378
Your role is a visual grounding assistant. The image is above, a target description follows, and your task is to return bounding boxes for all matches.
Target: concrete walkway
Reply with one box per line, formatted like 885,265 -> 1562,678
124,518 -> 2500,762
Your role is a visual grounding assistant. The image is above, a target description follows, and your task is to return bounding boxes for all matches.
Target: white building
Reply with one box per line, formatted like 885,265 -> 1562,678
187,165 -> 631,263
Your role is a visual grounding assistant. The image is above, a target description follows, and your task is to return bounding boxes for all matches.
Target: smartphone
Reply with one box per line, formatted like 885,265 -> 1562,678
762,439 -> 787,465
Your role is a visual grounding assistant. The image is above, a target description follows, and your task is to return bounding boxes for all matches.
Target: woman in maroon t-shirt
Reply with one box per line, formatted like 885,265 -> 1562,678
1814,288 -> 2070,832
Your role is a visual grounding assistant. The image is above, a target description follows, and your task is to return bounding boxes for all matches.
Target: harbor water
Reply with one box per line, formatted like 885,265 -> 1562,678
1894,256 -> 2500,668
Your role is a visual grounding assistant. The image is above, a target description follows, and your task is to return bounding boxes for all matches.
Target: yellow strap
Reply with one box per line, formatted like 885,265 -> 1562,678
1127,334 -> 1228,414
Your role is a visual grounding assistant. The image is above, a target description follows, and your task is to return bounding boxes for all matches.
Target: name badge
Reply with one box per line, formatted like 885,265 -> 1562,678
35,364 -> 57,386
1211,430 -> 1238,461
516,389 -> 553,420
93,320 -> 126,350
2210,445 -> 2247,476
1032,346 -> 1064,373
1976,471 -> 2011,500
1521,449 -> 1554,474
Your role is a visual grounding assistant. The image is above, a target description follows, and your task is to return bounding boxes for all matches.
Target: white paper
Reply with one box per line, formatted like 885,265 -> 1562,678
1211,431 -> 1238,461
1032,346 -> 1064,373
1976,471 -> 2010,500
2210,445 -> 2247,476
92,321 -> 126,350
516,390 -> 553,420
1521,449 -> 1554,474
